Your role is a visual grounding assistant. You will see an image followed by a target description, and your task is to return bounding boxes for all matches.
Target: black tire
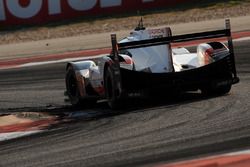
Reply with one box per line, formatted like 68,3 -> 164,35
201,73 -> 232,96
65,67 -> 97,107
201,84 -> 231,96
65,66 -> 83,106
215,84 -> 231,95
104,66 -> 123,109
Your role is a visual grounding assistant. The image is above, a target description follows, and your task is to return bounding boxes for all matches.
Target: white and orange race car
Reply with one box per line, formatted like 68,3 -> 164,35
65,19 -> 239,109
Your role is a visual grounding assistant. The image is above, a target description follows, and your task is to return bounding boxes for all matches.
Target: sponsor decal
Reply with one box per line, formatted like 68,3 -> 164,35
0,0 -> 190,26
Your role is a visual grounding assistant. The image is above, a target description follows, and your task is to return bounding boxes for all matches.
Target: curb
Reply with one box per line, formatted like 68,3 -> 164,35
0,118 -> 58,133
157,150 -> 250,167
0,48 -> 111,69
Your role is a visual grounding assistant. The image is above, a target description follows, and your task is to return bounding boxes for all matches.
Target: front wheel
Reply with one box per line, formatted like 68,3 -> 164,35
65,66 -> 82,106
65,66 -> 97,107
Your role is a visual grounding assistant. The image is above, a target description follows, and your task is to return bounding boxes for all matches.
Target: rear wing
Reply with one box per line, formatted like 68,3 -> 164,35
118,29 -> 230,50
110,19 -> 239,90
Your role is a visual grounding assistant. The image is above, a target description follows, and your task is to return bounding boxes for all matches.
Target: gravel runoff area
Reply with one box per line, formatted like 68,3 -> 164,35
0,1 -> 250,45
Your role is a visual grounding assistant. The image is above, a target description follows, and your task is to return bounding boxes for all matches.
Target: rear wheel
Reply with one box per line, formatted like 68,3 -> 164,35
215,84 -> 231,95
201,84 -> 231,96
201,73 -> 232,96
104,66 -> 123,109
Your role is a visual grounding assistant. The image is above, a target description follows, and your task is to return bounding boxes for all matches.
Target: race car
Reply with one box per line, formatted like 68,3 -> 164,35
65,19 -> 239,109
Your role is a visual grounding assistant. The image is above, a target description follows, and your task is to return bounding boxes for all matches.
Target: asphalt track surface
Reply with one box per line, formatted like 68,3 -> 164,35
0,40 -> 250,167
